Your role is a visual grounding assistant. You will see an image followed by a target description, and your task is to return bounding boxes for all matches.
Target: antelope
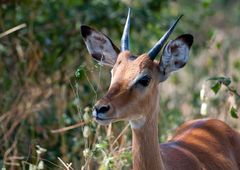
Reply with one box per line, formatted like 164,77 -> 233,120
81,9 -> 240,170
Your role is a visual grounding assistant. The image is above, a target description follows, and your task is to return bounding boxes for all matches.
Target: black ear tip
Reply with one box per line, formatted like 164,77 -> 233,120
185,34 -> 194,47
81,25 -> 92,38
178,34 -> 194,47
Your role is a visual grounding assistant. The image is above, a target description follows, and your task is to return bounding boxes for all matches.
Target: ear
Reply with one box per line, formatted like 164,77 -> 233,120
81,25 -> 120,67
159,34 -> 193,82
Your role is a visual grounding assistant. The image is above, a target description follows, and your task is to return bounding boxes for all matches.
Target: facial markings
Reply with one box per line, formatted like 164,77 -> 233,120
105,82 -> 122,100
111,53 -> 156,92
102,52 -> 159,121
130,69 -> 152,88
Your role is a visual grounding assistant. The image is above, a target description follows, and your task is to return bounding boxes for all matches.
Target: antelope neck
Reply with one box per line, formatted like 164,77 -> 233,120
131,107 -> 165,170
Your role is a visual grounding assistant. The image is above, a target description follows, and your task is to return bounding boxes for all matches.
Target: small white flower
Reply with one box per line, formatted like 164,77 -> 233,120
200,84 -> 206,101
83,148 -> 90,158
73,98 -> 80,107
36,145 -> 47,155
29,164 -> 37,170
228,95 -> 237,108
37,161 -> 44,170
83,112 -> 90,122
83,126 -> 91,138
200,102 -> 208,116
84,107 -> 90,113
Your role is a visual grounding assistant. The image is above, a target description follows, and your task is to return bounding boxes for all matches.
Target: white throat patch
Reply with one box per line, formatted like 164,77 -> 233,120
129,116 -> 146,129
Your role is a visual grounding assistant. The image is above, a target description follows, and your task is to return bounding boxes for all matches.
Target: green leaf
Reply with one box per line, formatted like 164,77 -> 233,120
208,76 -> 231,86
96,140 -> 108,150
223,78 -> 231,86
211,82 -> 221,94
208,76 -> 228,81
201,0 -> 212,8
216,42 -> 222,49
234,60 -> 240,69
75,67 -> 85,80
230,107 -> 238,119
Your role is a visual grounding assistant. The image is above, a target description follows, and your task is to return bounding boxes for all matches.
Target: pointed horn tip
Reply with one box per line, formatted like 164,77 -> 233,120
127,8 -> 131,18
147,14 -> 184,60
121,8 -> 131,51
178,14 -> 184,19
174,14 -> 183,25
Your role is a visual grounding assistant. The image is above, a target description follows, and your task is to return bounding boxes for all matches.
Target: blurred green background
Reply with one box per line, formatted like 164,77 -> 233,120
0,0 -> 239,169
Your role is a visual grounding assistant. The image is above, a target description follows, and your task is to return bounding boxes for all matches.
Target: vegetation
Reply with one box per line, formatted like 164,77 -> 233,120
0,0 -> 239,169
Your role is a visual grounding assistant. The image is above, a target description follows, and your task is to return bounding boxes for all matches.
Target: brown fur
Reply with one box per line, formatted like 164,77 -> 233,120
161,119 -> 240,170
94,52 -> 240,170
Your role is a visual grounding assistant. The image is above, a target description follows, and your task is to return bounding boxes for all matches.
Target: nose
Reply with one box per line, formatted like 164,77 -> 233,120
93,105 -> 110,118
94,105 -> 110,114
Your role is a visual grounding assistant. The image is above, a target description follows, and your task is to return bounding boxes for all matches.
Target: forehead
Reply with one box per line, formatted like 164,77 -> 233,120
112,51 -> 156,78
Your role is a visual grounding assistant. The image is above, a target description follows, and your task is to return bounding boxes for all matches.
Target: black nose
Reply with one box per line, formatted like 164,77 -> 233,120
95,105 -> 110,113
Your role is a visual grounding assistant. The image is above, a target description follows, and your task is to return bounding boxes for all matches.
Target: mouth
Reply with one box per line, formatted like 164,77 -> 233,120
92,113 -> 115,125
93,116 -> 113,125
92,109 -> 117,125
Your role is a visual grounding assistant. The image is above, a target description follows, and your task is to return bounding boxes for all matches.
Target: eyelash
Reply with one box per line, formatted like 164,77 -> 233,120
136,75 -> 151,87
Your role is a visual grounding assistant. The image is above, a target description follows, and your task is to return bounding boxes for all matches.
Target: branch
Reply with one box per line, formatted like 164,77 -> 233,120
0,23 -> 26,38
51,121 -> 88,134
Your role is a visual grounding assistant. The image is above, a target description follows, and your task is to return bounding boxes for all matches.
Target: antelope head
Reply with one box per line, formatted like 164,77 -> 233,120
81,9 -> 193,128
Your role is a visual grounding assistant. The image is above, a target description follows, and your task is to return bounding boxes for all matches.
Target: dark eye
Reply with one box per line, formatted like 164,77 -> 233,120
137,75 -> 151,87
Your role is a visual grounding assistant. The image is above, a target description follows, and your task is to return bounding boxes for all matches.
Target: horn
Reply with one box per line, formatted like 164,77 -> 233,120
147,15 -> 183,60
121,8 -> 131,51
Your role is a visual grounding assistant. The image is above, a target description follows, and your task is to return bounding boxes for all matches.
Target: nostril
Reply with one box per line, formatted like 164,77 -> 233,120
97,105 -> 110,113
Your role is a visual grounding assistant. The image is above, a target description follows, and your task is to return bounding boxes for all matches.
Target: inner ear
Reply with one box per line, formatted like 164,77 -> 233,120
165,34 -> 193,57
81,25 -> 120,67
161,34 -> 193,67
158,34 -> 193,82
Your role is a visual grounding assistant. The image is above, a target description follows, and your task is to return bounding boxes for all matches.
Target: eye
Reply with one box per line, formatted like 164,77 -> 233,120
137,75 -> 151,87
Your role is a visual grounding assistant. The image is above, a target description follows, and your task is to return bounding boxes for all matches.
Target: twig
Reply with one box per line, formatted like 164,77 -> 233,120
4,135 -> 18,166
111,124 -> 129,148
58,157 -> 74,170
0,113 -> 8,123
51,121 -> 88,134
0,23 -> 26,38
22,157 -> 65,170
7,156 -> 24,160
227,86 -> 240,98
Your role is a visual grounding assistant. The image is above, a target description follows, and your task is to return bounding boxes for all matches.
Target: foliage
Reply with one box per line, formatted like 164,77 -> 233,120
208,76 -> 240,119
0,0 -> 240,169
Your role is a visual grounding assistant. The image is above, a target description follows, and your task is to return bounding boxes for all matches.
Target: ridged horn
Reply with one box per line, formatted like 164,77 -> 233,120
147,15 -> 183,60
121,8 -> 131,51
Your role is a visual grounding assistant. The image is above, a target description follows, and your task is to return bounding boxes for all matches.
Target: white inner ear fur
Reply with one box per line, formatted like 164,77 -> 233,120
161,39 -> 189,73
85,32 -> 118,66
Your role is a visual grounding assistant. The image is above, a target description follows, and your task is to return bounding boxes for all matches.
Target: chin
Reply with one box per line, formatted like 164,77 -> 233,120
94,117 -> 113,125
